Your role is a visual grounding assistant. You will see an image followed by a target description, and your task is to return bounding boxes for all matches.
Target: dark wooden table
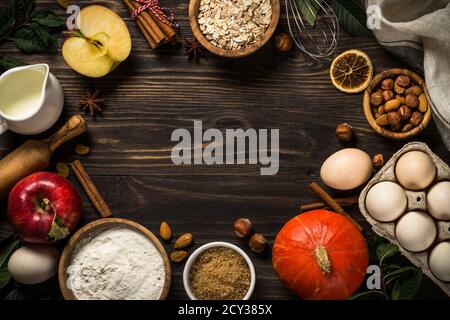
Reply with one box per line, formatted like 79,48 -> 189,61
0,0 -> 448,300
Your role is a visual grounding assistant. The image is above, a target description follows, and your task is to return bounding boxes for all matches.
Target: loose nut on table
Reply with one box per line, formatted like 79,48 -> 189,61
396,75 -> 410,87
405,94 -> 419,108
170,250 -> 188,263
160,221 -> 172,241
233,218 -> 253,238
372,154 -> 384,169
275,33 -> 293,52
174,233 -> 193,249
335,123 -> 353,142
249,233 -> 268,253
381,78 -> 394,90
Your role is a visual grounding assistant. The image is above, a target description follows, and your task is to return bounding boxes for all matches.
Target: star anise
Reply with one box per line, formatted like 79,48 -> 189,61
79,89 -> 103,116
185,38 -> 206,62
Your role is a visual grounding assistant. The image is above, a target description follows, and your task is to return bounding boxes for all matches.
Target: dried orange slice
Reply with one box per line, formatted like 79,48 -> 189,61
330,49 -> 373,93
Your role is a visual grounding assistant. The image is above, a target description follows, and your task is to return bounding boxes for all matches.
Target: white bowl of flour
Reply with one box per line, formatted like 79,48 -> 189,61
58,218 -> 171,300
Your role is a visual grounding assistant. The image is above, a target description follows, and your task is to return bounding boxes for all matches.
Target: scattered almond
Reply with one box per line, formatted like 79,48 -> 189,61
56,163 -> 70,178
75,144 -> 90,155
174,233 -> 193,249
57,0 -> 70,9
170,250 -> 188,263
159,221 -> 172,241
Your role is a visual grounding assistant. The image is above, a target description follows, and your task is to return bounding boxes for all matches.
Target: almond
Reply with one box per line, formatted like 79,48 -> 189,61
418,93 -> 428,113
174,233 -> 193,249
159,221 -> 172,241
170,250 -> 188,263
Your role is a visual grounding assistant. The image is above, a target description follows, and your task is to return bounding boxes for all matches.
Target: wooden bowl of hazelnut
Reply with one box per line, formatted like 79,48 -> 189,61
363,68 -> 432,139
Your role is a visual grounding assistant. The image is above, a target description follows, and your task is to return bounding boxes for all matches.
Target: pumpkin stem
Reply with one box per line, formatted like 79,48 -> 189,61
314,246 -> 331,274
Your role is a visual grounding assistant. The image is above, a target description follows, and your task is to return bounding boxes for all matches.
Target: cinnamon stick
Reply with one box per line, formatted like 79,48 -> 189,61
71,160 -> 112,218
128,0 -> 167,43
146,6 -> 176,42
300,196 -> 358,212
309,182 -> 362,231
136,19 -> 157,49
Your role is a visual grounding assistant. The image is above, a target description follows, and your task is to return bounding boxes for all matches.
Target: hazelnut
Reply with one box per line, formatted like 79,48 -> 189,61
410,111 -> 424,126
402,123 -> 413,132
387,111 -> 401,126
398,105 -> 412,121
382,90 -> 394,102
335,123 -> 353,142
391,123 -> 402,132
405,94 -> 419,108
370,91 -> 384,107
381,78 -> 394,90
233,218 -> 253,238
275,32 -> 293,52
395,75 -> 410,87
372,154 -> 384,169
249,233 -> 268,253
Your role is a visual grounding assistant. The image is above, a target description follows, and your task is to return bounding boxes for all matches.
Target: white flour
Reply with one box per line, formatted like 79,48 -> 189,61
66,225 -> 165,300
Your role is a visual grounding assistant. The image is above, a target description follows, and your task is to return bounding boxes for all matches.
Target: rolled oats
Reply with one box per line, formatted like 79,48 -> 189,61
198,0 -> 272,50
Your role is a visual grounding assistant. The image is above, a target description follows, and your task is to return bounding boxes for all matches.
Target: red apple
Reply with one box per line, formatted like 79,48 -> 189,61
7,172 -> 82,244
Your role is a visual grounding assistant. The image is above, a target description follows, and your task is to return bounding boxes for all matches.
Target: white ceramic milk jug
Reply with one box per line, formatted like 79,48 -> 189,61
0,64 -> 64,135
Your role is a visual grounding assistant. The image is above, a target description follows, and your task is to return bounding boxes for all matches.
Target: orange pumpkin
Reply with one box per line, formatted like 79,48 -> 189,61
273,210 -> 368,300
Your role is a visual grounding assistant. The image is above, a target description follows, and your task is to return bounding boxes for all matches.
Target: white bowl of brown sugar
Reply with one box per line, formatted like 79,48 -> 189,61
183,242 -> 256,300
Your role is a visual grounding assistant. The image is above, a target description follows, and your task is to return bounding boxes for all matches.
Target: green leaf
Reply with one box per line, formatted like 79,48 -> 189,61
331,0 -> 372,37
30,22 -> 50,46
384,266 -> 417,281
296,0 -> 323,27
13,26 -> 47,53
47,218 -> 69,242
0,5 -> 16,39
33,10 -> 65,28
391,280 -> 401,300
395,268 -> 422,300
4,287 -> 25,300
13,0 -> 34,25
376,243 -> 399,265
0,237 -> 19,267
0,264 -> 11,291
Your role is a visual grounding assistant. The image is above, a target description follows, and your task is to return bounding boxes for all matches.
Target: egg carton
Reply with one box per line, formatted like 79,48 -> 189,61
358,141 -> 450,297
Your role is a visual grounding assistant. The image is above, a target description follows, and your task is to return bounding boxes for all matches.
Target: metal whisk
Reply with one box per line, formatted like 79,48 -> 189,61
286,0 -> 339,60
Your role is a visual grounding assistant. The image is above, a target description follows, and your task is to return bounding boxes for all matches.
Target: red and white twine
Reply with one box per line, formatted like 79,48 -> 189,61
131,0 -> 178,28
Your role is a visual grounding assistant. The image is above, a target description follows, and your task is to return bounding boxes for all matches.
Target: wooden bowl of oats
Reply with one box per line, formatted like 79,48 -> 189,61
189,0 -> 280,58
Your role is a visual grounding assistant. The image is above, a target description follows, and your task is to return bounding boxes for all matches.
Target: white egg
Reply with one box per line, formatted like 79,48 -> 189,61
427,181 -> 450,221
320,148 -> 372,190
8,245 -> 60,285
395,211 -> 436,252
365,181 -> 407,222
395,151 -> 436,190
429,242 -> 450,282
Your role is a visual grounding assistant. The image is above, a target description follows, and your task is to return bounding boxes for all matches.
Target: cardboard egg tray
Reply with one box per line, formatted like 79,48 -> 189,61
359,141 -> 450,297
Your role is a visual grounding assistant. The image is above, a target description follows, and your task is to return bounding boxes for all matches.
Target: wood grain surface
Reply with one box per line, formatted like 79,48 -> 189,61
0,0 -> 448,300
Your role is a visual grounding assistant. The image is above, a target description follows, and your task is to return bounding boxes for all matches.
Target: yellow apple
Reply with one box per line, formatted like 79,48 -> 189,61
62,5 -> 132,78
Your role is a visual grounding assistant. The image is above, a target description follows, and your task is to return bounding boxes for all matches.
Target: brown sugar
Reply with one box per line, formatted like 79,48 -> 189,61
189,247 -> 251,300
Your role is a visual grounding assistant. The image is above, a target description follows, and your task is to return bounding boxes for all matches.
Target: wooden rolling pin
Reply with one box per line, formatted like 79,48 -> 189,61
0,115 -> 87,199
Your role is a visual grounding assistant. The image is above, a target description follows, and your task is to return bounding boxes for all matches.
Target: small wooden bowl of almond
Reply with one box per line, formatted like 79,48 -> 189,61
189,0 -> 280,58
363,68 -> 432,139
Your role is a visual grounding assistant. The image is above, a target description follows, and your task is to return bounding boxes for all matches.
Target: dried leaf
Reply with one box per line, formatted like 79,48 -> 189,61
56,163 -> 70,178
75,144 -> 90,156
57,0 -> 70,9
